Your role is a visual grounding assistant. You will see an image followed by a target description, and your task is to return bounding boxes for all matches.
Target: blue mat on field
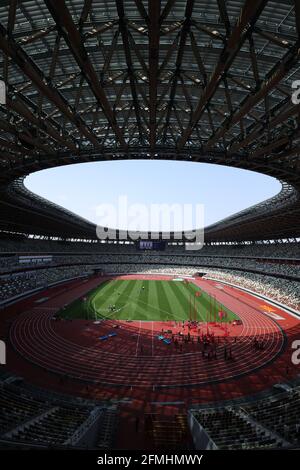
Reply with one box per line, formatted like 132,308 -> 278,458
163,339 -> 172,345
157,335 -> 164,340
99,332 -> 117,341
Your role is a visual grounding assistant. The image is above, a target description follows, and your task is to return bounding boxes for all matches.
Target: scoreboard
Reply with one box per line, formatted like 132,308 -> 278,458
137,240 -> 166,251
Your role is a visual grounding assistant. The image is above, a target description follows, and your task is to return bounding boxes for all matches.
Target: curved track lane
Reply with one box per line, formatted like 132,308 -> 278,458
10,275 -> 287,389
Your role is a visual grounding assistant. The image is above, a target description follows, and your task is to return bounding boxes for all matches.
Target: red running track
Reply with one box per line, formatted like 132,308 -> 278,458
6,274 -> 299,395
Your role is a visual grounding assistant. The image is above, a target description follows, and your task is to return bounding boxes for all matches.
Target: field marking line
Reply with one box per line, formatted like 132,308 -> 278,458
151,321 -> 154,356
135,320 -> 142,356
90,282 -> 134,319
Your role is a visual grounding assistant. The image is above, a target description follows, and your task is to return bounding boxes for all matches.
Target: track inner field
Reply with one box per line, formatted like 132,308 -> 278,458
9,274 -> 288,389
59,279 -> 238,323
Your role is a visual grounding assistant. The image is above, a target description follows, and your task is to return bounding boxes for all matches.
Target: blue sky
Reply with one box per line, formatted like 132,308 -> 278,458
25,161 -> 281,231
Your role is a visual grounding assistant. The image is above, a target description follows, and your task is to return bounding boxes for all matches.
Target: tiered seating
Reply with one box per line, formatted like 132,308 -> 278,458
244,390 -> 300,445
0,265 -> 92,302
0,237 -> 298,258
96,407 -> 118,449
0,386 -> 49,435
206,269 -> 300,310
0,238 -> 299,308
0,379 -> 115,449
193,408 -> 281,450
12,405 -> 90,446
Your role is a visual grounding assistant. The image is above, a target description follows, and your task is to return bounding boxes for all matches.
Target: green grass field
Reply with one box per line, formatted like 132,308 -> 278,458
58,279 -> 238,323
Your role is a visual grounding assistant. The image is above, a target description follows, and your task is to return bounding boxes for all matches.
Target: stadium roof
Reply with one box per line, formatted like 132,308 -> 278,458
0,0 -> 299,242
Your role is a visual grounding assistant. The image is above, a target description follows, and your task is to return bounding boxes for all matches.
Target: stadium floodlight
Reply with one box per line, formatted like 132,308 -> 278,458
0,80 -> 6,104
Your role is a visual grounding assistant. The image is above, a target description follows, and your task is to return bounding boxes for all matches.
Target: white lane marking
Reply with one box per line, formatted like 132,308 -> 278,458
135,320 -> 142,356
